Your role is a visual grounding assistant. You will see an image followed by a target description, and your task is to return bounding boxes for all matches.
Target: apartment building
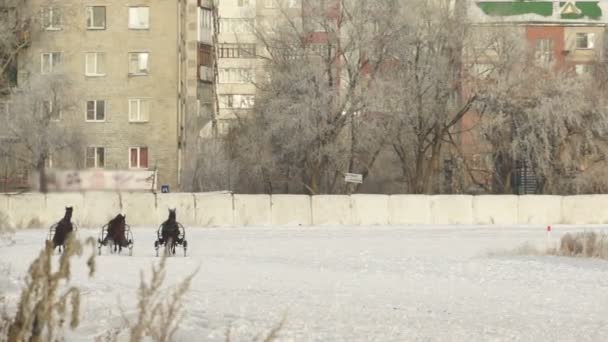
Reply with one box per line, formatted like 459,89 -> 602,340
464,0 -> 608,193
5,0 -> 206,191
208,0 -> 335,131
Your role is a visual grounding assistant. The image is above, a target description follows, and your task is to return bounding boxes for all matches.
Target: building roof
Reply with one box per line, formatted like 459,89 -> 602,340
472,1 -> 608,24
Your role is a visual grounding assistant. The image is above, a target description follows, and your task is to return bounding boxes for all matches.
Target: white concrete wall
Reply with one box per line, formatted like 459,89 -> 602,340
518,195 -> 562,225
7,192 -> 608,228
351,195 -> 389,225
156,193 -> 196,226
8,193 -> 46,228
389,195 -> 431,225
312,195 -> 351,225
430,195 -> 474,225
562,195 -> 608,224
120,192 -> 157,226
82,192 -> 121,228
234,195 -> 271,226
271,195 -> 311,226
43,193 -> 85,228
194,193 -> 234,227
0,194 -> 9,218
473,195 -> 519,225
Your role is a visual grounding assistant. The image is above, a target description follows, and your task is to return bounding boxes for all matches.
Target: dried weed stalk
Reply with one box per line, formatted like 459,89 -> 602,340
4,236 -> 96,342
129,256 -> 198,342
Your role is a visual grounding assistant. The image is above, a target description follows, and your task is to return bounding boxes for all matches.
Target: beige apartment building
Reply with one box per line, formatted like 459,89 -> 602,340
10,0 -> 208,191
5,0 -> 305,191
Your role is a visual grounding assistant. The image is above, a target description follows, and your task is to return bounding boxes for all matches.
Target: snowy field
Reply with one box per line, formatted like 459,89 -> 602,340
2,225 -> 608,341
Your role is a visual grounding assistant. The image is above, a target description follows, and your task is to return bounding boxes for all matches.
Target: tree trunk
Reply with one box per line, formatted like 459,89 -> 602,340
37,157 -> 47,193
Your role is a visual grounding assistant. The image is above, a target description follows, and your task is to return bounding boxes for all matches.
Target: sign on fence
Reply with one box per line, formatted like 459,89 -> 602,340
344,173 -> 363,184
30,169 -> 157,192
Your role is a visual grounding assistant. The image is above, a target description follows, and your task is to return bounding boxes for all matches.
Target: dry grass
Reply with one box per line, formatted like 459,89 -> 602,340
555,232 -> 608,259
2,235 -> 96,342
492,231 -> 608,260
128,256 -> 198,342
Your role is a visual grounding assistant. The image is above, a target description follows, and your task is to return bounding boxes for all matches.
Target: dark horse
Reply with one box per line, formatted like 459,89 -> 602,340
52,207 -> 74,251
155,209 -> 187,256
102,214 -> 130,253
160,209 -> 181,246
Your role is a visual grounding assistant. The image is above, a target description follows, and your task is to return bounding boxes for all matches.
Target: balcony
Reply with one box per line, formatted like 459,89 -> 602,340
199,66 -> 214,83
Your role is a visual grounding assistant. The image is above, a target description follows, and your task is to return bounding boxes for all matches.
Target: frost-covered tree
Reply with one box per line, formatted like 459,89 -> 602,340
1,73 -> 82,193
228,0 -> 402,194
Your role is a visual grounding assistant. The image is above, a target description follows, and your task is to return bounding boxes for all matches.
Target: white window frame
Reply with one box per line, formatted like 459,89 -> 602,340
86,6 -> 106,30
85,146 -> 105,168
42,6 -> 61,30
41,52 -> 61,74
128,6 -> 150,30
85,100 -> 106,122
237,0 -> 251,7
129,147 -> 149,169
219,18 -> 255,33
85,52 -> 106,77
535,39 -> 553,67
218,67 -> 254,84
575,63 -> 593,76
575,32 -> 595,49
128,98 -> 150,122
128,52 -> 149,75
219,94 -> 255,109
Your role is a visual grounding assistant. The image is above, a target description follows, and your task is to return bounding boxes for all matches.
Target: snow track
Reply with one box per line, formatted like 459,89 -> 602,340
2,226 -> 608,341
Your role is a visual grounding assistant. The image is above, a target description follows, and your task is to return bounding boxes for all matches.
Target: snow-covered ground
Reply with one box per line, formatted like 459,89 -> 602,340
2,225 -> 608,341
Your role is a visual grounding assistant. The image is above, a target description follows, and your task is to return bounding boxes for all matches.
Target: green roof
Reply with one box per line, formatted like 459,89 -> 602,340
477,1 -> 553,17
476,1 -> 602,20
559,2 -> 602,20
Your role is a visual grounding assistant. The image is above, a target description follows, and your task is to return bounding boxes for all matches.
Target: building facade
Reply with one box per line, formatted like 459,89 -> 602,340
5,0 -> 208,191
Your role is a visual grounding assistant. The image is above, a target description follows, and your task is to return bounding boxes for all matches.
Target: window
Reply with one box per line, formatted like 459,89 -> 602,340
238,0 -> 251,7
218,44 -> 256,58
86,100 -> 105,121
41,52 -> 61,73
576,32 -> 595,49
199,44 -> 213,67
219,94 -> 255,109
129,99 -> 150,122
86,6 -> 106,29
265,0 -> 277,8
129,147 -> 148,169
42,100 -> 61,121
86,147 -> 105,168
218,67 -> 254,83
42,7 -> 61,30
129,52 -> 149,75
219,18 -> 255,33
129,7 -> 149,29
85,52 -> 106,76
534,39 -> 553,67
575,64 -> 593,76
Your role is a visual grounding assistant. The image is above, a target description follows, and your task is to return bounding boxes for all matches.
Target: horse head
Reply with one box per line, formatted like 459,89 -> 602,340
64,207 -> 73,220
168,208 -> 176,221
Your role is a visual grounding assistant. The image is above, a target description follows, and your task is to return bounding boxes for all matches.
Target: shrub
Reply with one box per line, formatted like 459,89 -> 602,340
558,232 -> 608,259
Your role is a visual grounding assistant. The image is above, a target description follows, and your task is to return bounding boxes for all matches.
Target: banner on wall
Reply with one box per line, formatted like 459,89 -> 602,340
30,169 -> 157,192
